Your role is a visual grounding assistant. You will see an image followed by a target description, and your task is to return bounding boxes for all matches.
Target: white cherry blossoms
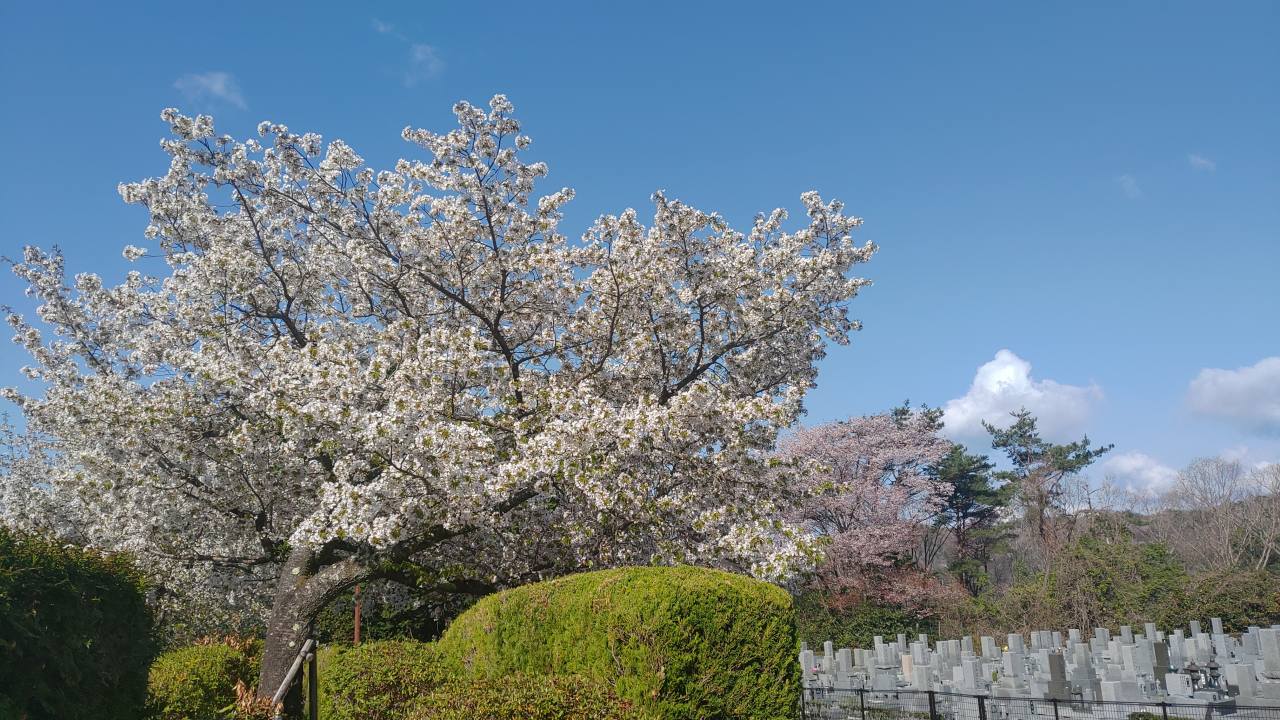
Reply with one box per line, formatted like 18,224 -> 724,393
2,94 -> 876,616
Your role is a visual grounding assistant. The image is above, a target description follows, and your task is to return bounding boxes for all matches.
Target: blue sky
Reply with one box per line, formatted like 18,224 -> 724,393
2,2 -> 1277,491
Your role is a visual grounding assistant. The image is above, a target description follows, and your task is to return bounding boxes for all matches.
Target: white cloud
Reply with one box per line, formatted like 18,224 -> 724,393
372,18 -> 396,35
1104,451 -> 1178,493
1187,356 -> 1280,433
1188,153 -> 1216,172
405,44 -> 444,86
1115,174 -> 1142,199
942,349 -> 1103,441
173,71 -> 246,109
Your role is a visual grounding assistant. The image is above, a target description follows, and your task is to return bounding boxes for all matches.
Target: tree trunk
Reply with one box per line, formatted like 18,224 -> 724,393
258,547 -> 366,713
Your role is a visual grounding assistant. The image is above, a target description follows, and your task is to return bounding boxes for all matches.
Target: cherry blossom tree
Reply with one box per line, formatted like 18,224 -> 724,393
777,406 -> 952,606
1,95 -> 875,699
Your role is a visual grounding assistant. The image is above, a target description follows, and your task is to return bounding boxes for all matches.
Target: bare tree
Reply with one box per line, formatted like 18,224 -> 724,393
1242,464 -> 1280,570
1153,457 -> 1279,572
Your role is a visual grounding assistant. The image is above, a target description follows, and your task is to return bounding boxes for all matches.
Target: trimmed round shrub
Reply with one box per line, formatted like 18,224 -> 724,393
145,638 -> 261,720
409,674 -> 637,720
322,639 -> 450,720
436,565 -> 799,719
0,528 -> 156,720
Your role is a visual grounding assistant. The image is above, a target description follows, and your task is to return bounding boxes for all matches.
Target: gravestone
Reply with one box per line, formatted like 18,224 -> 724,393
1008,633 -> 1025,654
1225,663 -> 1256,699
982,636 -> 999,659
1166,672 -> 1194,698
1260,628 -> 1280,675
1152,641 -> 1170,685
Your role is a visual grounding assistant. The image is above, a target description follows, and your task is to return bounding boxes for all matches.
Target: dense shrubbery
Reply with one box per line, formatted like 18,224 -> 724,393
0,528 -> 156,720
145,637 -> 261,720
408,674 -> 637,720
795,592 -> 937,650
322,639 -> 450,720
947,526 -> 1190,635
437,565 -> 799,720
925,526 -> 1280,639
1178,569 -> 1280,632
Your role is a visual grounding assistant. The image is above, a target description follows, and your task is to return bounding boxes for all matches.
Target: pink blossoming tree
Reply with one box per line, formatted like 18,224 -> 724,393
778,406 -> 953,606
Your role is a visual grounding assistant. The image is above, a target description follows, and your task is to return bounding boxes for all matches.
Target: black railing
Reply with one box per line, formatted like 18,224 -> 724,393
800,688 -> 1280,720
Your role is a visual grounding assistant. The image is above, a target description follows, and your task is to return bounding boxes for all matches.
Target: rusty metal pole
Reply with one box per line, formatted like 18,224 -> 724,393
353,584 -> 362,645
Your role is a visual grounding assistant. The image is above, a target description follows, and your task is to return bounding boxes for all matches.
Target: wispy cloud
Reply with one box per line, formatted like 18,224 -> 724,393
406,44 -> 445,85
1188,153 -> 1216,172
371,18 -> 445,85
1115,174 -> 1142,199
173,71 -> 246,110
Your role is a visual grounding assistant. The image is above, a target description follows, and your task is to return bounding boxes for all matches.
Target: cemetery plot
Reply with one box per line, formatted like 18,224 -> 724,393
800,620 -> 1280,720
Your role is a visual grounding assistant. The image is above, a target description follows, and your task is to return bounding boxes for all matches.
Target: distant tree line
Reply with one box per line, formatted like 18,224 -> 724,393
785,406 -> 1280,645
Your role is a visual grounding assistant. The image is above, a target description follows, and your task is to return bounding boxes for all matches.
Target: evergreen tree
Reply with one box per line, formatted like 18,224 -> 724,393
984,409 -> 1112,574
931,446 -> 1007,594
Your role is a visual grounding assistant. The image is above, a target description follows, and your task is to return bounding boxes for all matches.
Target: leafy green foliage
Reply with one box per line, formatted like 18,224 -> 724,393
0,528 -> 156,720
936,519 -> 1280,636
946,522 -> 1187,634
436,566 -> 798,720
1177,569 -> 1280,632
794,592 -> 937,650
321,640 -> 451,720
311,588 -> 453,645
407,674 -> 638,720
145,638 -> 261,720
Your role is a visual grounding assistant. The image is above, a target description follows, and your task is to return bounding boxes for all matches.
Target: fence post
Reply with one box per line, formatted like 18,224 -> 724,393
860,688 -> 867,720
978,695 -> 988,720
1052,698 -> 1060,720
928,690 -> 938,720
1161,702 -> 1169,720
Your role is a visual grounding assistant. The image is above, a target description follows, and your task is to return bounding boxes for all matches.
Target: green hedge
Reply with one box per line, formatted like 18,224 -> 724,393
436,565 -> 799,720
408,674 -> 637,720
0,528 -> 156,720
322,640 -> 450,720
145,639 -> 261,720
794,592 -> 937,650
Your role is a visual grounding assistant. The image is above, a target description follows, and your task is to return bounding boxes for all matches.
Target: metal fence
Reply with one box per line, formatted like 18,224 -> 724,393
800,689 -> 1280,720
